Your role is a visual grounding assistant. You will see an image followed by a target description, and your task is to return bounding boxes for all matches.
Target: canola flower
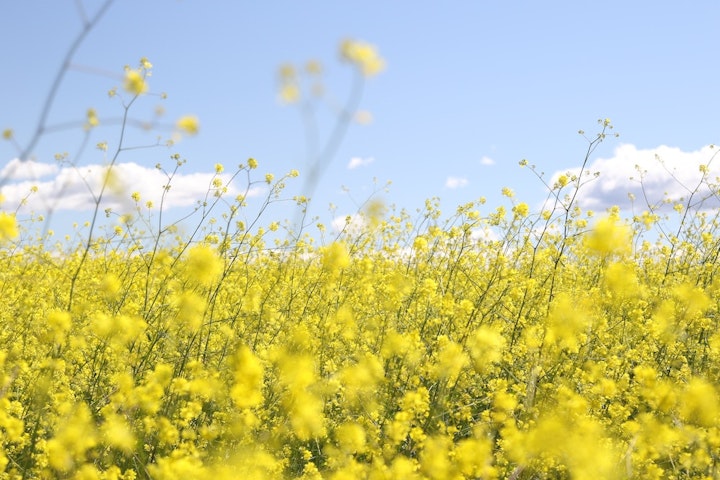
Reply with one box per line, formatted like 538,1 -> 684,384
1,33 -> 717,478
0,213 -> 18,241
123,69 -> 148,95
340,39 -> 385,77
1,183 -> 719,479
176,115 -> 200,136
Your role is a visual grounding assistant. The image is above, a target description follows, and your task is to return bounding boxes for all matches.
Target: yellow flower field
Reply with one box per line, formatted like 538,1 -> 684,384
2,12 -> 718,476
0,156 -> 719,479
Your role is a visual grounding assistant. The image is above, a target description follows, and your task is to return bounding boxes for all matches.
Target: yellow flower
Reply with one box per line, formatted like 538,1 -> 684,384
513,202 -> 529,217
279,83 -> 300,104
413,236 -> 428,252
231,346 -> 265,408
584,215 -> 632,256
287,390 -> 326,440
321,242 -> 350,272
247,157 -> 258,169
340,39 -> 385,77
173,291 -> 206,333
99,273 -> 121,301
176,115 -> 200,135
355,110 -> 373,124
305,60 -> 322,75
335,422 -> 367,454
84,108 -> 99,130
47,310 -> 72,344
420,436 -> 452,479
185,244 -> 223,286
101,413 -> 136,453
278,63 -> 296,81
0,213 -> 18,241
123,69 -> 148,95
46,403 -> 98,473
544,293 -> 590,353
431,335 -> 468,382
1,129 -> 12,140
467,325 -> 506,372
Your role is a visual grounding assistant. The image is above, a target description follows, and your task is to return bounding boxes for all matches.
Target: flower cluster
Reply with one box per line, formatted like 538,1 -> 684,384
0,163 -> 720,479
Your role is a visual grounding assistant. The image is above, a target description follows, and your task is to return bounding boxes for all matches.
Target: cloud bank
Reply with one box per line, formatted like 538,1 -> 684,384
0,159 -> 264,214
551,144 -> 720,211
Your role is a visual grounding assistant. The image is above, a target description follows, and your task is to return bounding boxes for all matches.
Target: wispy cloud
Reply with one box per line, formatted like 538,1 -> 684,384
480,156 -> 495,166
551,144 -> 720,211
0,160 -> 264,214
445,176 -> 469,189
347,156 -> 374,169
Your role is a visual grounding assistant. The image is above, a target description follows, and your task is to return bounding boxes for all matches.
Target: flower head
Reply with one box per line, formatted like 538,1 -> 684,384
176,115 -> 200,136
340,39 -> 385,77
123,69 -> 148,95
584,215 -> 631,256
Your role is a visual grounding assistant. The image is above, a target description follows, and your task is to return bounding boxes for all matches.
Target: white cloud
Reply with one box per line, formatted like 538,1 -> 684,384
331,213 -> 365,235
480,156 -> 495,166
1,158 -> 59,180
0,161 -> 264,214
445,176 -> 469,189
347,156 -> 374,169
550,144 -> 720,212
471,226 -> 499,242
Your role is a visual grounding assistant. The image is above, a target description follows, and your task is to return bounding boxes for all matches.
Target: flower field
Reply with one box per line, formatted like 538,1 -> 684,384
3,8 -> 719,476
1,155 -> 720,479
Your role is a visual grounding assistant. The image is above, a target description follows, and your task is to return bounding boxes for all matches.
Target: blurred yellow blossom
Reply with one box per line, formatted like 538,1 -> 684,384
123,69 -> 148,95
279,83 -> 300,104
185,244 -> 223,286
340,39 -> 385,76
584,214 -> 632,256
231,346 -> 265,408
513,202 -> 529,217
85,108 -> 99,129
0,213 -> 18,241
176,115 -> 200,135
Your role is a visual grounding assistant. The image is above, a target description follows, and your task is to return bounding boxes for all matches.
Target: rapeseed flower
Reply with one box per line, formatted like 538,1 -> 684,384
185,244 -> 222,286
340,39 -> 385,77
123,69 -> 148,95
176,115 -> 200,135
0,212 -> 18,241
584,214 -> 631,256
230,346 -> 264,408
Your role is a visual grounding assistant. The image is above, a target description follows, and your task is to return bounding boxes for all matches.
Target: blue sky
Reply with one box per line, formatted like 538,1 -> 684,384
2,1 -> 719,241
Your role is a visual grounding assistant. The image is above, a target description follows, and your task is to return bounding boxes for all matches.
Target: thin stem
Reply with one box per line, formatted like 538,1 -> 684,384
17,0 -> 116,163
292,69 -> 365,236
